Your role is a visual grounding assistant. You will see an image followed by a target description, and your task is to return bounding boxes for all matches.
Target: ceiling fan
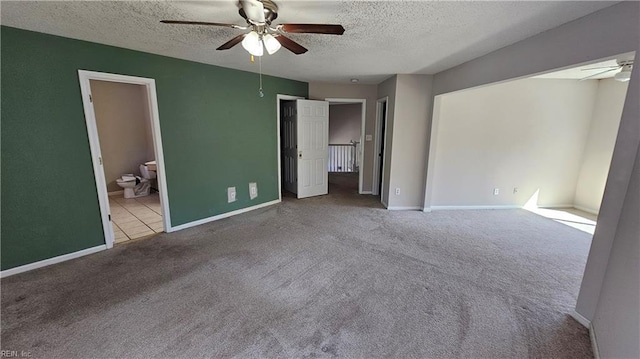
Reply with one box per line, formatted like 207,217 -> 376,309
580,59 -> 634,82
161,0 -> 345,56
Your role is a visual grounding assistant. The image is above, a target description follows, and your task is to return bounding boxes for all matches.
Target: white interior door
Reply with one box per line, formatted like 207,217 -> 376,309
281,100 -> 298,194
296,99 -> 329,198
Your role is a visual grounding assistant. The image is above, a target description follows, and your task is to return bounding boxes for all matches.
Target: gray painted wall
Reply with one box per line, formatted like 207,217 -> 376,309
591,142 -> 639,358
388,74 -> 433,209
329,104 -> 361,144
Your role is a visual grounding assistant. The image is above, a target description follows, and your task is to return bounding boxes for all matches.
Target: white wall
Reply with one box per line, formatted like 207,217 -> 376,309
574,78 -> 629,214
431,79 -> 598,208
91,80 -> 154,192
329,104 -> 361,144
418,2 -> 638,356
309,82 -> 377,191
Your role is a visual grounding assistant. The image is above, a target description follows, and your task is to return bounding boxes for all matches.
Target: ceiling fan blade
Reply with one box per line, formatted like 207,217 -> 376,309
579,68 -> 617,81
581,65 -> 619,71
217,34 -> 247,50
279,24 -> 345,35
161,20 -> 240,29
239,0 -> 265,24
275,35 -> 308,55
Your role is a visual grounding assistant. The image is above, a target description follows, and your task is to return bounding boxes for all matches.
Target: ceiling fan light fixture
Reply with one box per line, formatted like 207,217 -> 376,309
242,31 -> 263,57
161,0 -> 344,56
263,34 -> 281,55
614,70 -> 631,82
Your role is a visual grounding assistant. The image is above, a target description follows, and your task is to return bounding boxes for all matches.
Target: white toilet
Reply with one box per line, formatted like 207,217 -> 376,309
116,174 -> 150,199
139,161 -> 157,180
140,161 -> 158,191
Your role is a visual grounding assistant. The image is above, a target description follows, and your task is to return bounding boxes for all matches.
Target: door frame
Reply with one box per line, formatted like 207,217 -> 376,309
78,70 -> 171,249
373,97 -> 389,198
324,97 -> 367,194
276,94 -> 305,201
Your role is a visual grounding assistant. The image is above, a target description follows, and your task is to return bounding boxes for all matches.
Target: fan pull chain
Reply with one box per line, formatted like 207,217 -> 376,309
258,55 -> 264,98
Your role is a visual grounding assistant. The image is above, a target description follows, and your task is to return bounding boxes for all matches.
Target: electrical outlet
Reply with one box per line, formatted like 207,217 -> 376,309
513,187 -> 518,194
227,187 -> 236,203
395,188 -> 401,195
249,182 -> 258,199
493,188 -> 499,196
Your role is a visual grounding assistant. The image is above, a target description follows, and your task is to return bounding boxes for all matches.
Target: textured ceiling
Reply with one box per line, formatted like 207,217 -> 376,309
0,1 -> 620,84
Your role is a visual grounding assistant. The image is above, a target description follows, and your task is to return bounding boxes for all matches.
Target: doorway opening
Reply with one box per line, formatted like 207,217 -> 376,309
425,53 -> 633,221
422,53 -> 634,327
325,98 -> 366,195
279,98 -> 330,199
78,70 -> 171,248
276,94 -> 305,200
373,97 -> 389,202
326,100 -> 363,195
277,96 -> 368,199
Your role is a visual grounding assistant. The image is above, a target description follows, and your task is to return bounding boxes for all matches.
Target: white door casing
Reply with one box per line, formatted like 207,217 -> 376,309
296,99 -> 329,198
78,70 -> 172,249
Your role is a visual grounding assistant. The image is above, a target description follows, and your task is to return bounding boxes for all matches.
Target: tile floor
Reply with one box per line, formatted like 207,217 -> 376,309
109,193 -> 163,243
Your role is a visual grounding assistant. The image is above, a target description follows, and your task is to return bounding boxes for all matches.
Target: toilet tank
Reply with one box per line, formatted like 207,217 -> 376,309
139,163 -> 157,179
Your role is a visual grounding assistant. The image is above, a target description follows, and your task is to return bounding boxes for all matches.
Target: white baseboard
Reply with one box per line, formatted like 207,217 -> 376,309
108,190 -> 124,196
169,199 -> 281,232
569,310 -> 599,358
386,206 -> 422,211
430,205 -> 522,211
0,245 -> 107,278
538,204 -> 577,209
360,191 -> 373,195
570,309 -> 591,328
428,204 -> 599,216
590,322 -> 600,359
574,205 -> 599,215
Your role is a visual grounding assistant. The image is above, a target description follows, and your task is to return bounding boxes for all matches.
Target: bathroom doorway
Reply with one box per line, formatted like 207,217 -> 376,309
78,70 -> 171,249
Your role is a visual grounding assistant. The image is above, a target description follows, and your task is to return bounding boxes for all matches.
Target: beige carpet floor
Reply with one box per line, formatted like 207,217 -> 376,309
1,173 -> 594,358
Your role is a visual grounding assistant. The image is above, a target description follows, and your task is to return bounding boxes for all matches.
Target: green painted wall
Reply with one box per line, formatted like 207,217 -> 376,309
1,26 -> 308,270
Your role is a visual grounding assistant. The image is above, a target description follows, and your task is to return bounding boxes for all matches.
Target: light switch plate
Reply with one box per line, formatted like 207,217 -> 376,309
249,182 -> 258,199
227,187 -> 236,203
